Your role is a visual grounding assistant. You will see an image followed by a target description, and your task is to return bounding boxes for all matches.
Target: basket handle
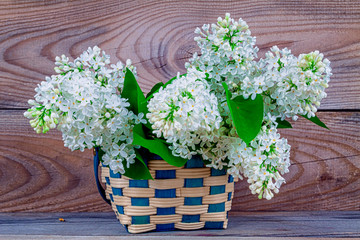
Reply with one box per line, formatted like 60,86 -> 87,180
93,148 -> 111,205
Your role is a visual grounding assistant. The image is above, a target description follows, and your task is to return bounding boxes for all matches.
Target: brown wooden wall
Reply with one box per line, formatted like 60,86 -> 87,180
0,0 -> 359,212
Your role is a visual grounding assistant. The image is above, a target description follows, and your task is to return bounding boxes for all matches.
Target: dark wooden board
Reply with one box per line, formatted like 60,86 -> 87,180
0,212 -> 359,238
0,110 -> 359,212
0,0 -> 360,109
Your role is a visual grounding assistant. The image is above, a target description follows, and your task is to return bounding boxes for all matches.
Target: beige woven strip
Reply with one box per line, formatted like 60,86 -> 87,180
175,222 -> 205,230
150,214 -> 182,224
149,197 -> 184,208
200,212 -> 227,222
127,224 -> 156,234
111,204 -> 117,214
148,160 -> 184,170
176,168 -> 211,179
112,195 -> 131,206
148,178 -> 184,189
105,184 -> 112,194
203,175 -> 228,186
118,214 -> 131,225
176,205 -> 208,215
225,182 -> 234,192
109,178 -> 129,188
123,187 -> 155,198
202,192 -> 228,204
124,206 -> 157,216
120,175 -> 131,180
225,200 -> 232,211
149,170 -> 156,179
223,219 -> 229,229
101,166 -> 110,177
101,176 -> 106,184
176,186 -> 210,197
105,192 -> 110,200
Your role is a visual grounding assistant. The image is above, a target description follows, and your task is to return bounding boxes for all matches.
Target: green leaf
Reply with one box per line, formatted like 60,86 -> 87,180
145,74 -> 186,101
222,82 -> 264,144
122,151 -> 153,180
97,147 -> 152,180
121,68 -> 147,115
132,128 -> 188,167
301,114 -> 329,129
146,82 -> 164,99
276,118 -> 293,129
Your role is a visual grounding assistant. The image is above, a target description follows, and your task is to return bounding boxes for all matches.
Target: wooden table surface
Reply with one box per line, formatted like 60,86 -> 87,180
0,212 -> 359,239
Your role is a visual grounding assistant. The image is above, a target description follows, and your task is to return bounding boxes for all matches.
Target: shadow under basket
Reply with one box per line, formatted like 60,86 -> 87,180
95,150 -> 235,234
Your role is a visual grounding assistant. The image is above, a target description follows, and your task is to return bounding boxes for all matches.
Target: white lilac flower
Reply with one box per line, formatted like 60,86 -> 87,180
181,14 -> 328,200
186,13 -> 259,116
259,46 -> 332,120
147,67 -> 222,159
24,46 -> 142,174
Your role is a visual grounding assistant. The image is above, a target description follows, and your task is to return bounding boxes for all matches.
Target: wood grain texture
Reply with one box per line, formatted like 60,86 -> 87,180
0,111 -> 359,212
0,0 -> 360,109
0,212 -> 359,238
0,1 -> 359,213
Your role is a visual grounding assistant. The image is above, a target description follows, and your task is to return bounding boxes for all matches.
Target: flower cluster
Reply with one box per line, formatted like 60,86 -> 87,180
24,46 -> 145,174
186,13 -> 259,116
147,68 -> 222,159
147,13 -> 331,200
25,13 -> 331,201
259,46 -> 332,120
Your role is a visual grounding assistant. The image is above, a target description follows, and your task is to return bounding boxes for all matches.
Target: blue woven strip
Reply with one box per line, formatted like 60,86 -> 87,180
131,198 -> 149,206
228,192 -> 232,201
182,215 -> 200,223
208,202 -> 225,212
210,185 -> 226,195
185,156 -> 204,168
112,187 -> 123,196
205,221 -> 224,229
155,189 -> 176,198
228,175 -> 234,183
105,177 -> 110,185
211,168 -> 227,176
116,205 -> 124,214
157,207 -> 175,215
129,179 -> 149,188
109,194 -> 114,202
109,169 -> 121,178
132,216 -> 150,225
184,197 -> 202,205
184,178 -> 203,188
156,223 -> 175,231
155,170 -> 176,179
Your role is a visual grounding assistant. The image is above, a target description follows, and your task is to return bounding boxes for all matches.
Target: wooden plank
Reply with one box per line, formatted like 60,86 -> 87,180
0,110 -> 359,212
0,212 -> 359,238
0,0 -> 359,109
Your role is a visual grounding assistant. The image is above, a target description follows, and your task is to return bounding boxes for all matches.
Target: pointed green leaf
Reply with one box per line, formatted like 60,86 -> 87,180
146,82 -> 164,99
222,82 -> 264,144
276,118 -> 293,129
301,114 -> 329,129
122,151 -> 153,180
121,68 -> 147,115
132,130 -> 188,167
145,74 -> 186,101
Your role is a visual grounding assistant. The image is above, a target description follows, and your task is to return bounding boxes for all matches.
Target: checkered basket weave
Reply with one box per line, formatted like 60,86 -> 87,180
96,150 -> 235,234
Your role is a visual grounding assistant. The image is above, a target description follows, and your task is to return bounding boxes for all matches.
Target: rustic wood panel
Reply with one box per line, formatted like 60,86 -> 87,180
0,212 -> 359,238
0,111 -> 359,212
0,0 -> 360,109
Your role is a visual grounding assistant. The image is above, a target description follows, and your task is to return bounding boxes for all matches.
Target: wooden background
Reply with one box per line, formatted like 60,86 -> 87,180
0,0 -> 359,212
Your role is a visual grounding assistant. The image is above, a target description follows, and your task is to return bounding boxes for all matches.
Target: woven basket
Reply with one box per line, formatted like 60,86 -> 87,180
97,152 -> 235,233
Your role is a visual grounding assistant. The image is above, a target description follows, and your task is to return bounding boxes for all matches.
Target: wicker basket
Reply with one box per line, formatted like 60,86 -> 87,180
97,152 -> 235,233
